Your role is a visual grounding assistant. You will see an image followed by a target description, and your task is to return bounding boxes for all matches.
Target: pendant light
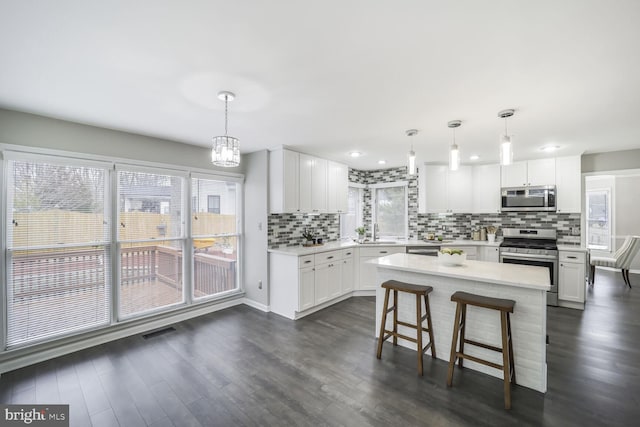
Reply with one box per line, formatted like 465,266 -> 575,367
406,129 -> 418,175
448,120 -> 461,171
211,91 -> 240,167
498,109 -> 515,166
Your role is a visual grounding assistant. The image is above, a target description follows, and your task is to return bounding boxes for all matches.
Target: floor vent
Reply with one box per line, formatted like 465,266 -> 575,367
142,326 -> 176,339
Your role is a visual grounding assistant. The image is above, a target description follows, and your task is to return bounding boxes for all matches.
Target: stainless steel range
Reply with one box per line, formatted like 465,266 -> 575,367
499,228 -> 559,306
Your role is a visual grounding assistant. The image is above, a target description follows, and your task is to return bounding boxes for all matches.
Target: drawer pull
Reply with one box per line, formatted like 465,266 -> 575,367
327,256 -> 334,259
304,260 -> 311,264
346,252 -> 352,255
380,251 -> 388,254
567,256 -> 577,259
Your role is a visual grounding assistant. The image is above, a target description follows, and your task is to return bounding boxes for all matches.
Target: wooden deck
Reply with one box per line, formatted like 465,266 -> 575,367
7,245 -> 237,346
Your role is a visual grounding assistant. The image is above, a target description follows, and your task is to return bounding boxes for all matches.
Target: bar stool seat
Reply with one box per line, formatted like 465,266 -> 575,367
446,291 -> 516,409
376,280 -> 436,376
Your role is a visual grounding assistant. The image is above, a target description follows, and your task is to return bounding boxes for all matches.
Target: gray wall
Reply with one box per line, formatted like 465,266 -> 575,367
0,108 -> 243,173
242,150 -> 269,307
582,149 -> 640,173
615,175 -> 640,270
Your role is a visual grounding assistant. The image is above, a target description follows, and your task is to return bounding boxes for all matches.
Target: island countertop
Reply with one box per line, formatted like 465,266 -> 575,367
369,253 -> 550,291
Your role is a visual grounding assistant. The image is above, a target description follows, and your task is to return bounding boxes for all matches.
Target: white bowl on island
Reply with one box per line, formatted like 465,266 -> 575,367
438,248 -> 467,266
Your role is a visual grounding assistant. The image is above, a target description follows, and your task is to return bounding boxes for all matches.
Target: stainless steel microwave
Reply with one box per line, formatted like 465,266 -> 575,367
501,185 -> 556,212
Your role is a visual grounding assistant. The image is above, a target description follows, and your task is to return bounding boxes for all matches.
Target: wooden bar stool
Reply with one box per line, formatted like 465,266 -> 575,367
446,291 -> 516,409
376,280 -> 436,376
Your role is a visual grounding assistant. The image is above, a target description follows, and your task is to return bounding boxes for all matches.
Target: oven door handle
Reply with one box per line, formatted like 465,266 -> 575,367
501,251 -> 557,261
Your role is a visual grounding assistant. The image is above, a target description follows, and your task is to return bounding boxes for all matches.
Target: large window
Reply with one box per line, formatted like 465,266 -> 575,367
587,189 -> 611,251
340,185 -> 364,239
5,157 -> 111,348
372,182 -> 408,239
2,150 -> 243,349
117,169 -> 186,318
192,177 -> 240,299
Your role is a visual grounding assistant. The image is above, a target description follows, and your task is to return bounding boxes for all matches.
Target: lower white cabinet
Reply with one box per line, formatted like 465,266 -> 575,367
341,249 -> 355,293
299,266 -> 315,311
451,245 -> 478,260
358,246 -> 406,290
480,246 -> 500,262
270,249 -> 351,319
558,250 -> 587,308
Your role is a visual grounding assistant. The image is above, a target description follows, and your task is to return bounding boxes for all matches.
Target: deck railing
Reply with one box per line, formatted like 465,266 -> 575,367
12,245 -> 236,300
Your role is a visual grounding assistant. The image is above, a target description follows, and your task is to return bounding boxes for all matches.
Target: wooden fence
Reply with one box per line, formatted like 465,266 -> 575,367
10,210 -> 236,248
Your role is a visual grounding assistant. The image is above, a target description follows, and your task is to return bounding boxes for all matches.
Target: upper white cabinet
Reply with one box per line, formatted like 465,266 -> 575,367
501,159 -> 556,187
472,164 -> 501,213
555,156 -> 581,213
327,161 -> 349,213
269,149 -> 300,213
270,148 -> 347,214
418,165 -> 472,213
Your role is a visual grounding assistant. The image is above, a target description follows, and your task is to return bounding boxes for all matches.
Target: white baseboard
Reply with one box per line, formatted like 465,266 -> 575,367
242,298 -> 270,312
352,290 -> 376,297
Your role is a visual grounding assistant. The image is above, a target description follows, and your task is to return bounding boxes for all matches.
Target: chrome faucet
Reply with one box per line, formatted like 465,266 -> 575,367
373,223 -> 379,241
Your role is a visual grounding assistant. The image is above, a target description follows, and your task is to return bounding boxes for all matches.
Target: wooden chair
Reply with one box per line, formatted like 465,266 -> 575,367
590,236 -> 640,288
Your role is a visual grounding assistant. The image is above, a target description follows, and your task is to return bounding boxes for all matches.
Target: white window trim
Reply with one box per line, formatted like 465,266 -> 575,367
586,187 -> 612,253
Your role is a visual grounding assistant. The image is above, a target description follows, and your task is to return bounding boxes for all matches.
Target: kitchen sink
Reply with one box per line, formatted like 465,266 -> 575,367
360,240 -> 398,244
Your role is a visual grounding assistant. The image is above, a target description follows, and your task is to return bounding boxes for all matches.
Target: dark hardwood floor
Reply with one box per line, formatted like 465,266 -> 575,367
1,269 -> 639,426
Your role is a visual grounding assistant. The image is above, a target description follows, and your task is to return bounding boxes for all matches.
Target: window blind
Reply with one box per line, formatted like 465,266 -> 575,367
6,160 -> 111,348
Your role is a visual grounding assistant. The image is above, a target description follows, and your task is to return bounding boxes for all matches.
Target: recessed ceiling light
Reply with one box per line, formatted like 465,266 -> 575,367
378,160 -> 386,165
349,151 -> 362,158
469,155 -> 480,161
541,145 -> 560,152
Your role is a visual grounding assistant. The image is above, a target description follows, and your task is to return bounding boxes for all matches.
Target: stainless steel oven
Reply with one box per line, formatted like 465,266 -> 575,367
499,228 -> 559,306
500,251 -> 558,305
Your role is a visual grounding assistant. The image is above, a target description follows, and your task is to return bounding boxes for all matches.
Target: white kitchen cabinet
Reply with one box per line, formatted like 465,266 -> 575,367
501,159 -> 556,187
418,164 -> 472,213
558,250 -> 587,309
314,262 -> 330,305
299,266 -> 315,311
269,148 -> 300,213
327,262 -> 343,299
341,254 -> 355,293
480,245 -> 500,262
472,164 -> 501,213
327,161 -> 349,213
555,156 -> 582,213
299,153 -> 328,213
358,246 -> 406,290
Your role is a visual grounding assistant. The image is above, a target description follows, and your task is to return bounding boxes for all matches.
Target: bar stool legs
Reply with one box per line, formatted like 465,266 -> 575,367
376,280 -> 436,376
446,291 -> 516,410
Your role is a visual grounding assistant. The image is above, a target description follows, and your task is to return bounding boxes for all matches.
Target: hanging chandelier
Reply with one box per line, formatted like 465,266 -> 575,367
448,120 -> 461,171
498,109 -> 515,166
211,91 -> 240,167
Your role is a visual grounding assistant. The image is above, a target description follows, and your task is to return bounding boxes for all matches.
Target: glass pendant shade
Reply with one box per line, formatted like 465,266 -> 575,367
449,143 -> 460,171
408,149 -> 416,175
212,135 -> 240,167
500,134 -> 513,166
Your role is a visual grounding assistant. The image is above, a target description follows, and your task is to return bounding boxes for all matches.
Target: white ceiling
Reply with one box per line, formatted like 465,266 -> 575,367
1,0 -> 640,170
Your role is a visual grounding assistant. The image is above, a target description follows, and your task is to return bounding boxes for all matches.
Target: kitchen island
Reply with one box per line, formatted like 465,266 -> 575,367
370,253 -> 550,393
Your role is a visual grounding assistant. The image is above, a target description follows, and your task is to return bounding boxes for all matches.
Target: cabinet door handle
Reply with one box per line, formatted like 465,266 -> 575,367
327,256 -> 334,259
567,256 -> 577,259
561,264 -> 564,267
345,252 -> 351,255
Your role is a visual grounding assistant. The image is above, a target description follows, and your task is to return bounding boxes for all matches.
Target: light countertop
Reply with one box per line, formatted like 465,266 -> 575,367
268,239 -> 502,256
369,253 -> 551,291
